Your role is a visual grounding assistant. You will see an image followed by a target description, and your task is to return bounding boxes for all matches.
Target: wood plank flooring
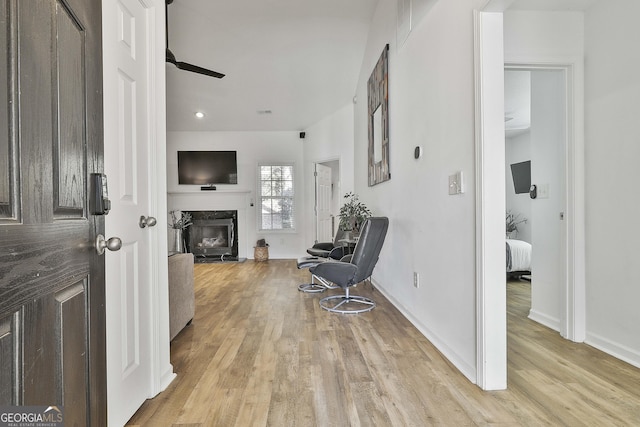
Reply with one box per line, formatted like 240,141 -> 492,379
125,261 -> 640,426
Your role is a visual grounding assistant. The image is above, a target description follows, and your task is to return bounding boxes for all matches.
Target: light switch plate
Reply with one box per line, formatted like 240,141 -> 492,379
448,171 -> 464,195
449,174 -> 458,195
457,171 -> 464,193
538,183 -> 550,199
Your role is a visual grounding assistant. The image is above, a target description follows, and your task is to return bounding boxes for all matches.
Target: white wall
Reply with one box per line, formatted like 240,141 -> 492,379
302,103 -> 355,245
503,10 -> 584,62
505,131 -> 532,243
584,0 -> 640,366
352,0 -> 481,380
166,131 -> 306,259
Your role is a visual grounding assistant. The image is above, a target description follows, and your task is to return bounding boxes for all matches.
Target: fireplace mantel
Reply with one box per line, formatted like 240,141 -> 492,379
167,192 -> 252,260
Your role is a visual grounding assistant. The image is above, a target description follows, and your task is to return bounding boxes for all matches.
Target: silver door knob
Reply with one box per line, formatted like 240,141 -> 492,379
139,215 -> 157,228
96,234 -> 122,255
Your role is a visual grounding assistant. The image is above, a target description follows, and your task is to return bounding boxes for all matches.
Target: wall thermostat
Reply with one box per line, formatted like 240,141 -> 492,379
414,146 -> 422,159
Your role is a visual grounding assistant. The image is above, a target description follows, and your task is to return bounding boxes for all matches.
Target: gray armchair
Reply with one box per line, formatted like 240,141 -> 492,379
306,228 -> 349,260
310,217 -> 389,313
296,228 -> 350,293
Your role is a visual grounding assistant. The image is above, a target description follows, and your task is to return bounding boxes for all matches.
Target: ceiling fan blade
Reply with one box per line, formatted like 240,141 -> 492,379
166,48 -> 177,65
174,60 -> 225,79
165,2 -> 225,79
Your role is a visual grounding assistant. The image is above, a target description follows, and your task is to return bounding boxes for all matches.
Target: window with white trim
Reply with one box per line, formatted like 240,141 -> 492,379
259,164 -> 295,230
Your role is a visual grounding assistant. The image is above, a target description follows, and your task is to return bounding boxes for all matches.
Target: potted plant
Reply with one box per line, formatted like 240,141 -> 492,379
506,210 -> 527,239
338,192 -> 372,238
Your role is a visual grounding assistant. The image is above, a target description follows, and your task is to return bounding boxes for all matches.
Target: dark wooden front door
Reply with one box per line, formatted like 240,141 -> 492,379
0,0 -> 106,425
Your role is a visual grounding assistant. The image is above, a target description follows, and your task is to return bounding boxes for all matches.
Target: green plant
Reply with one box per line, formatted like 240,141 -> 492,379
338,192 -> 372,233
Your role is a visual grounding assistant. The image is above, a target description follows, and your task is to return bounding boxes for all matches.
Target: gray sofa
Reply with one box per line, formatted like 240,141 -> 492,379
168,253 -> 195,341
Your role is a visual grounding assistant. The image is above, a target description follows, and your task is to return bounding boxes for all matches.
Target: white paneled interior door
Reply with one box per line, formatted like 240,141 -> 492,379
103,0 -> 155,425
315,163 -> 333,242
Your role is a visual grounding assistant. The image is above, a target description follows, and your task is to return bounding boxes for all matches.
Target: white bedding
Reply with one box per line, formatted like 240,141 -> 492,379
506,239 -> 532,272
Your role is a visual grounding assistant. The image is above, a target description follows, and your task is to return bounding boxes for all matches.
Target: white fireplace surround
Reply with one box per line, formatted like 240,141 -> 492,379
168,190 -> 251,259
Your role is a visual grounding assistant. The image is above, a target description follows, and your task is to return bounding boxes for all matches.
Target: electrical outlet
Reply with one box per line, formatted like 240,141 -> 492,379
413,272 -> 419,288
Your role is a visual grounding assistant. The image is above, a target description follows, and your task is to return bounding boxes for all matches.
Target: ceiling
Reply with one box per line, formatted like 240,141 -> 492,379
166,0 -> 598,133
165,0 -> 379,132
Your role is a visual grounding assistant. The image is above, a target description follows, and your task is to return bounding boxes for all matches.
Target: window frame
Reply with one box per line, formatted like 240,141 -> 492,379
257,163 -> 296,232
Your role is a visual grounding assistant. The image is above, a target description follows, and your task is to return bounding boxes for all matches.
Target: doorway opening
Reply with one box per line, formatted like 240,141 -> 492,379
473,7 -> 586,390
504,67 -> 568,331
314,159 -> 340,244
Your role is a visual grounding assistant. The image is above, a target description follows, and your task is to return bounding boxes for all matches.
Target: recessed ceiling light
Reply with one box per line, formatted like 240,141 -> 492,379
195,111 -> 205,119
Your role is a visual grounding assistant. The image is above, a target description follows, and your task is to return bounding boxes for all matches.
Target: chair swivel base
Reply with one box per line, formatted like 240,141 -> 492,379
297,283 -> 326,293
319,293 -> 376,314
298,274 -> 338,293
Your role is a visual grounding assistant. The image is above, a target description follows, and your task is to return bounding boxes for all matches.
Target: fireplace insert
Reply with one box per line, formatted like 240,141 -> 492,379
184,210 -> 239,261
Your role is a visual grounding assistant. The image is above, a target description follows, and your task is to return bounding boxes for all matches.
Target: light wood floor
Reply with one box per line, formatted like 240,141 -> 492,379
126,261 -> 640,426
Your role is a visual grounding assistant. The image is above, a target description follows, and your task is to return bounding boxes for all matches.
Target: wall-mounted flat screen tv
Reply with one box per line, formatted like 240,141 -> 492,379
510,160 -> 531,194
178,151 -> 238,185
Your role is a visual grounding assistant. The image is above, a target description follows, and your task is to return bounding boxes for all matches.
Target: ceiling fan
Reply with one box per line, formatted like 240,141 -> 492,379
165,0 -> 225,79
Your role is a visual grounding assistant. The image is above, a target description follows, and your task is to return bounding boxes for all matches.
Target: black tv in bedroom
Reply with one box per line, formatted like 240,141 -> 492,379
177,151 -> 238,185
510,160 -> 531,194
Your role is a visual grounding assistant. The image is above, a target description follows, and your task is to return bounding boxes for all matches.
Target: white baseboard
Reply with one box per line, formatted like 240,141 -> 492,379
528,309 -> 560,332
371,279 -> 477,384
157,369 -> 177,397
371,279 -> 640,386
586,332 -> 640,370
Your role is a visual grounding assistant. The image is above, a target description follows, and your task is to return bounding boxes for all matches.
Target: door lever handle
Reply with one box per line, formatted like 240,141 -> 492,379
96,234 -> 122,255
139,215 -> 157,228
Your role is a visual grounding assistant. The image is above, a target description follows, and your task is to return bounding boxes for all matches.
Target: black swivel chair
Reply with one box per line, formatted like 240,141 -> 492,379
306,228 -> 349,260
310,217 -> 389,314
297,228 -> 350,293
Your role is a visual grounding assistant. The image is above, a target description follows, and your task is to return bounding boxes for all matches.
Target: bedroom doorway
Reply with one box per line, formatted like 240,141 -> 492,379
504,67 -> 567,331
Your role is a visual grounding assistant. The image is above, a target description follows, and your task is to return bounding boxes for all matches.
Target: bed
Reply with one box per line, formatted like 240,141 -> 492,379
506,239 -> 531,276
